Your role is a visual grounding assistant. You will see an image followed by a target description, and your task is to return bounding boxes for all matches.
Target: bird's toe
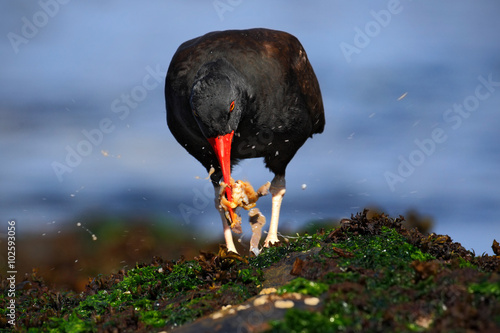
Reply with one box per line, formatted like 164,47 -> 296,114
263,235 -> 280,248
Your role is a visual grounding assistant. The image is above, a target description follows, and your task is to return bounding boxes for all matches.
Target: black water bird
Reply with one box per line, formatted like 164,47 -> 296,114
165,28 -> 325,254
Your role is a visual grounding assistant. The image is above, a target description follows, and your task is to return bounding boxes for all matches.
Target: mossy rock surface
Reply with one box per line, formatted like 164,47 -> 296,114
1,210 -> 499,332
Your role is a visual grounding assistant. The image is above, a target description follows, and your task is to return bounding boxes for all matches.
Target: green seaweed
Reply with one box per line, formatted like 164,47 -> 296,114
268,225 -> 441,332
332,226 -> 435,269
238,267 -> 264,285
277,277 -> 328,297
270,308 -> 345,333
250,232 -> 325,269
48,312 -> 95,333
468,280 -> 500,297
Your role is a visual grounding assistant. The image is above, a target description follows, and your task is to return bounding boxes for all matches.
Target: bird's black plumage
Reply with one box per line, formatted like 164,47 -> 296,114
165,28 -> 324,253
165,28 -> 324,182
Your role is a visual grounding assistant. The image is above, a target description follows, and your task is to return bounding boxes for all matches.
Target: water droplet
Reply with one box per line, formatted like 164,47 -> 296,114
397,92 -> 408,100
77,222 -> 98,241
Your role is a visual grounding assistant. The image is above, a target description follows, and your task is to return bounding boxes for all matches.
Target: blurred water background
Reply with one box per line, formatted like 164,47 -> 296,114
1,1 -> 499,255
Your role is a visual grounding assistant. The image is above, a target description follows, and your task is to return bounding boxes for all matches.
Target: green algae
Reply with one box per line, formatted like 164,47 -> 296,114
238,267 -> 264,285
267,214 -> 499,332
250,232 -> 325,269
269,226 -> 434,332
331,226 -> 435,269
469,280 -> 500,297
72,262 -> 204,320
270,307 -> 354,333
48,312 -> 95,333
30,253 -> 264,331
276,277 -> 328,297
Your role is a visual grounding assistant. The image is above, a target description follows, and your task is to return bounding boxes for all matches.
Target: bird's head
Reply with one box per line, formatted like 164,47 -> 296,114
190,59 -> 247,223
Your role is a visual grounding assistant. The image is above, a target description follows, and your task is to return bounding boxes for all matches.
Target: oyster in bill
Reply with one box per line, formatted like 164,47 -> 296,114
219,178 -> 270,233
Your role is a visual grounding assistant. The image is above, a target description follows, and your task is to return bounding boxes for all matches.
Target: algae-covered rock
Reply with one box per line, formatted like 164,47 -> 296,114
1,210 -> 499,332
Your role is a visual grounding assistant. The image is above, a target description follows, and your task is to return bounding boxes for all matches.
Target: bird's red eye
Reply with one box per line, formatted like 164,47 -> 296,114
229,101 -> 235,112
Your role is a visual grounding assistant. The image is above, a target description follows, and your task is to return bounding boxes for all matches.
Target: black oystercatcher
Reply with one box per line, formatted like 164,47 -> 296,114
165,28 -> 324,254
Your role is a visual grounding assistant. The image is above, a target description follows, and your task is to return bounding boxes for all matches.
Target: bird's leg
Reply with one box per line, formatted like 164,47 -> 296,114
214,184 -> 238,254
264,174 -> 286,247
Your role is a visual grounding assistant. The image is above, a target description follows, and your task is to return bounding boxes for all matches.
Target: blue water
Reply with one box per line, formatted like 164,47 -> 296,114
1,1 -> 499,255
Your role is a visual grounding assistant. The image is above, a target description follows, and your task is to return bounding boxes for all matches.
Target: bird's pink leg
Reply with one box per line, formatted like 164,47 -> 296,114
214,185 -> 238,253
264,175 -> 286,247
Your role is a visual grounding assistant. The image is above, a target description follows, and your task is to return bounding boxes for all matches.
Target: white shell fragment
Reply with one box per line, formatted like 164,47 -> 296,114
304,297 -> 320,306
274,300 -> 295,309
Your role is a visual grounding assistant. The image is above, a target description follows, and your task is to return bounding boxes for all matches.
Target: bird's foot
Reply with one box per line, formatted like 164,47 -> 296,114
263,234 -> 280,248
250,247 -> 260,256
225,243 -> 238,254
